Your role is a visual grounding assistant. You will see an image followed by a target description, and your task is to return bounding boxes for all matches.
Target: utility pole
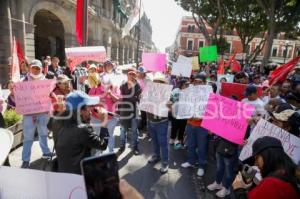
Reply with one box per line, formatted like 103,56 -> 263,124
135,0 -> 142,68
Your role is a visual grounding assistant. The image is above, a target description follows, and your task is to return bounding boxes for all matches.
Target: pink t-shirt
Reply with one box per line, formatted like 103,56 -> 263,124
88,85 -> 120,114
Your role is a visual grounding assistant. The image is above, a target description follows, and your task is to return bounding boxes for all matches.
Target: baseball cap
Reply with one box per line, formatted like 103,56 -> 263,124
244,85 -> 257,97
153,72 -> 168,83
137,66 -> 147,73
66,91 -> 99,111
244,136 -> 284,165
103,60 -> 113,66
30,59 -> 42,69
194,74 -> 207,82
57,74 -> 71,84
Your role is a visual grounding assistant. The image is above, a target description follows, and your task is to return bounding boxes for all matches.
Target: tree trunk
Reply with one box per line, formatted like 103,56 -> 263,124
261,1 -> 275,73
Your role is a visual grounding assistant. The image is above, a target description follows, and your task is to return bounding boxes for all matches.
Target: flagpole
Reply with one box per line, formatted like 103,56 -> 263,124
135,0 -> 142,68
83,0 -> 89,46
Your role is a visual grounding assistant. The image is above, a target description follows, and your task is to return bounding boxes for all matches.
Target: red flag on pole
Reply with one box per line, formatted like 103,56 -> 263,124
225,52 -> 237,67
231,59 -> 241,72
269,55 -> 300,85
217,58 -> 225,74
16,40 -> 25,62
11,37 -> 21,82
76,0 -> 84,45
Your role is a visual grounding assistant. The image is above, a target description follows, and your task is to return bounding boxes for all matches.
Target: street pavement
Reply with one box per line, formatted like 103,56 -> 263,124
8,124 -> 220,199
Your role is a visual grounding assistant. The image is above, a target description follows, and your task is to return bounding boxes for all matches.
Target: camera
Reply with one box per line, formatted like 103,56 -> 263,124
241,164 -> 257,184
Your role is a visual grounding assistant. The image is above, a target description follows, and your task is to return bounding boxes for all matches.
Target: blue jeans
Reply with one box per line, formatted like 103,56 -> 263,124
186,124 -> 209,169
107,117 -> 119,153
148,120 -> 169,165
120,118 -> 139,148
216,152 -> 238,189
22,114 -> 50,162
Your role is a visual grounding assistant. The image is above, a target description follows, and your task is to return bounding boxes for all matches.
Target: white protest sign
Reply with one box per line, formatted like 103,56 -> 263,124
174,85 -> 213,119
239,119 -> 300,164
0,129 -> 13,165
177,55 -> 192,64
171,62 -> 192,78
139,82 -> 173,117
0,166 -> 87,199
14,80 -> 56,115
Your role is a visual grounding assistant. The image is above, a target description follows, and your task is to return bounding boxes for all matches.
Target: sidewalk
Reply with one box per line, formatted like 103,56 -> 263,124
8,125 -> 217,199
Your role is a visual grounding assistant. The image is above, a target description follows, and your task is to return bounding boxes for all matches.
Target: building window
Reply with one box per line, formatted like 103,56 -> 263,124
198,41 -> 204,48
187,25 -> 195,33
272,47 -> 277,57
187,40 -> 193,51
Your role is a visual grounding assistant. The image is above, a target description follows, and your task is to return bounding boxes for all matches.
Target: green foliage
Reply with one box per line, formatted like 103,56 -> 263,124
3,109 -> 22,128
214,37 -> 230,55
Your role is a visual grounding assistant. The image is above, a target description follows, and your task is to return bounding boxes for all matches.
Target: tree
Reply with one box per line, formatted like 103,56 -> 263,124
256,0 -> 300,71
174,0 -> 225,45
225,0 -> 268,65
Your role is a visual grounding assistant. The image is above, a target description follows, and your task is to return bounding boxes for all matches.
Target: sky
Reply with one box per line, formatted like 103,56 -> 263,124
142,0 -> 191,52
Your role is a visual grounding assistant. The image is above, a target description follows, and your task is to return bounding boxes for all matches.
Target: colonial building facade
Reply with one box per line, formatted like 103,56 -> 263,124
168,16 -> 300,64
0,0 -> 154,84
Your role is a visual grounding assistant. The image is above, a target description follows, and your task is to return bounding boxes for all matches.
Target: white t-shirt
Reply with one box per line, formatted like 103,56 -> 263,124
241,98 -> 266,117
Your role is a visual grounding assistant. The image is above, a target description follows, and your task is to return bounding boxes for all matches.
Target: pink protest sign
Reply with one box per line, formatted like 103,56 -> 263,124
14,80 -> 56,115
65,46 -> 107,71
201,93 -> 254,144
142,53 -> 166,72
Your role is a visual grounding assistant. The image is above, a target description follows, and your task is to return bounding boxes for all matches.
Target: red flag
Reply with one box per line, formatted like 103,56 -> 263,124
269,55 -> 300,85
217,58 -> 225,74
11,37 -> 21,82
225,52 -> 237,67
76,0 -> 84,45
16,40 -> 25,62
231,59 -> 241,72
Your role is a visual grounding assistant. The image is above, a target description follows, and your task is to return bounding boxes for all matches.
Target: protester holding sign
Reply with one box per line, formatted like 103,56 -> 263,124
147,73 -> 171,174
20,60 -> 53,168
137,66 -> 151,133
169,79 -> 189,149
181,74 -> 210,177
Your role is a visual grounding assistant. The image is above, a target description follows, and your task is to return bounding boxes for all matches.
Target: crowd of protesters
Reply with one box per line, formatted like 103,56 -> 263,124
1,55 -> 300,199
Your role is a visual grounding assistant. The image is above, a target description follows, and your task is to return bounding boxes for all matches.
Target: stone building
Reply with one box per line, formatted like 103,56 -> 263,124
0,0 -> 154,84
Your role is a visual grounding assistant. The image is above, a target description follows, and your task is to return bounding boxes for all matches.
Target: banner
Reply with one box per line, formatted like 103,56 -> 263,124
14,80 -> 56,115
65,46 -> 107,71
201,93 -> 255,144
239,119 -> 300,164
199,46 -> 218,62
76,0 -> 84,45
139,82 -> 173,117
221,82 -> 263,101
0,166 -> 87,199
142,53 -> 166,72
216,74 -> 234,93
171,62 -> 192,78
174,85 -> 213,119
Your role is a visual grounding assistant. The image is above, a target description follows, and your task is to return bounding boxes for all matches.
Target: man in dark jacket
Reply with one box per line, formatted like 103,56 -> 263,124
48,91 -> 108,174
118,69 -> 142,155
